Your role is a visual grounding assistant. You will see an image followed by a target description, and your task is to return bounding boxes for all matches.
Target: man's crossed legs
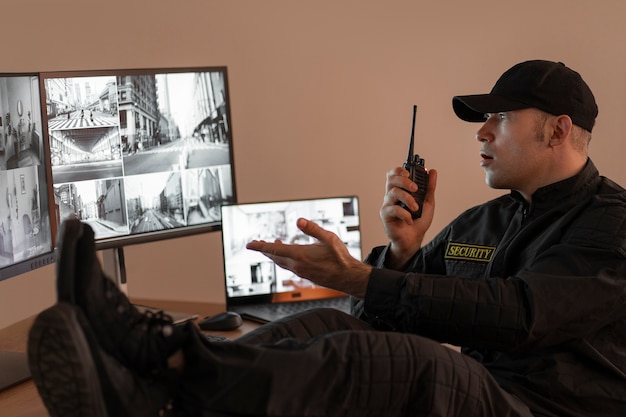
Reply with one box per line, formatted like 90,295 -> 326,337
27,219 -> 533,417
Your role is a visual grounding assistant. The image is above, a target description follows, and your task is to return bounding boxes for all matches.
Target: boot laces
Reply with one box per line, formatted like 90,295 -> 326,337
102,279 -> 177,373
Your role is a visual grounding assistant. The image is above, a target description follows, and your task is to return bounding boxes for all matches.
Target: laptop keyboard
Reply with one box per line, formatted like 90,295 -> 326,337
237,297 -> 352,323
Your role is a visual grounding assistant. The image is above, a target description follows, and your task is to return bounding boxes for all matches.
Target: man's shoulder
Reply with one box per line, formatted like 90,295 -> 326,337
597,175 -> 626,197
566,178 -> 626,251
591,176 -> 626,215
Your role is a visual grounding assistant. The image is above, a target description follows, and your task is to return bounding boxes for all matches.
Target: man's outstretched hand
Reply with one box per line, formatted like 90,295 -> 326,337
246,218 -> 372,298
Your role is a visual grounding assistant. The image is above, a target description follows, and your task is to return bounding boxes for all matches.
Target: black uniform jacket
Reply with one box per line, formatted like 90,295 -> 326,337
360,159 -> 626,417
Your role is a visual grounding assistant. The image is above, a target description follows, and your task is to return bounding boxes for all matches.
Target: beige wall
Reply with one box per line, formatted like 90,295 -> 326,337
1,0 -> 625,330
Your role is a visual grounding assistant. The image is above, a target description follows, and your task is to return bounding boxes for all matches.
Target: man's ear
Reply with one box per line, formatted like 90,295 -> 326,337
549,115 -> 573,147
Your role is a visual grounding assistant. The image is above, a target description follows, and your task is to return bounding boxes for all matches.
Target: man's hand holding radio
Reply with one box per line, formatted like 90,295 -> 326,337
381,166 -> 437,270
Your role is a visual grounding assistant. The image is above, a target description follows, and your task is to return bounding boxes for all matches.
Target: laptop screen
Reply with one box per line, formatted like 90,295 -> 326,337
220,196 -> 362,306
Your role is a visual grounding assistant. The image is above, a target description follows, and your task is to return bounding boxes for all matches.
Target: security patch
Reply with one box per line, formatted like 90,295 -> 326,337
444,242 -> 496,262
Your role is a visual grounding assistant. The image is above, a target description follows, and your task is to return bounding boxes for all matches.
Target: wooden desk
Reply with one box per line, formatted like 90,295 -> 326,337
0,300 -> 258,417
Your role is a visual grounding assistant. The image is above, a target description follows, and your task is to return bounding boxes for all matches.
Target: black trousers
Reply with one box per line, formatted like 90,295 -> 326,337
178,308 -> 534,417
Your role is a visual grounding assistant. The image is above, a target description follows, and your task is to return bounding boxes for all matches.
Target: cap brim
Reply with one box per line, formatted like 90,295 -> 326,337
452,94 -> 530,122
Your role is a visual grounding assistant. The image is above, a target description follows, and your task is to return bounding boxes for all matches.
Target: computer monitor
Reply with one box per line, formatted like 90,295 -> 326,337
0,73 -> 56,391
39,66 -> 237,296
40,66 -> 237,254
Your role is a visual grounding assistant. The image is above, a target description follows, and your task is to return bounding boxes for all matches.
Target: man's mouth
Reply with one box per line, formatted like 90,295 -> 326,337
480,152 -> 494,166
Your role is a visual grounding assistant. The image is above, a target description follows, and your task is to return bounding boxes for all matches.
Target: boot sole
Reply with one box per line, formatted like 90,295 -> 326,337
28,303 -> 109,417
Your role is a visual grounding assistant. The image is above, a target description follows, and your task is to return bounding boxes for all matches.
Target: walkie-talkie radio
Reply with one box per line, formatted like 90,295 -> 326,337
398,105 -> 429,219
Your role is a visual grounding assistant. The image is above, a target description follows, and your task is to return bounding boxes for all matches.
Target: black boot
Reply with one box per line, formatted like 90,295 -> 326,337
55,218 -> 187,376
28,303 -> 182,417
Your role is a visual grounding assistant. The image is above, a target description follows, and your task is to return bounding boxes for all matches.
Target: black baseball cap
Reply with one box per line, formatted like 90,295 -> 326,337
452,60 -> 598,132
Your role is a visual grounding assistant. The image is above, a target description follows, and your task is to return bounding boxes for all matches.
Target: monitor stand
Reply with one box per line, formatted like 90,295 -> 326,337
101,247 -> 198,324
0,247 -> 197,394
0,351 -> 31,392
0,251 -> 124,394
102,246 -> 129,295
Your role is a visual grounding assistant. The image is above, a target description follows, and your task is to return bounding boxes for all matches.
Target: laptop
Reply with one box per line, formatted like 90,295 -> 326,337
220,196 -> 362,323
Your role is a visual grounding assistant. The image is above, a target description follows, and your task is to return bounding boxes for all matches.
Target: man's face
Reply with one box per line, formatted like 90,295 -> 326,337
476,108 -> 552,200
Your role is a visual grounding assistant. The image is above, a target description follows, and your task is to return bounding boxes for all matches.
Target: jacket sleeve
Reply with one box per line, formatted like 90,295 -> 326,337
350,229 -> 450,319
359,258 -> 626,352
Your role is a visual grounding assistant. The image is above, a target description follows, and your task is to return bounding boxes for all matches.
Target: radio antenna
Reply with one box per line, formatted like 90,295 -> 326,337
407,105 -> 417,161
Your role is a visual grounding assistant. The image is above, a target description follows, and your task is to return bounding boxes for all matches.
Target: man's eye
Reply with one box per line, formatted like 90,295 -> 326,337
484,113 -> 506,121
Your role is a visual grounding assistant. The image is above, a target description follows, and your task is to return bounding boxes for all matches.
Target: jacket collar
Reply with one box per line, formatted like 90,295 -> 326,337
510,158 -> 600,213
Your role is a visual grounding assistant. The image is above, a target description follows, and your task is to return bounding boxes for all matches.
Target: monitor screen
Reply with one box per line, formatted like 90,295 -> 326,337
0,73 -> 55,282
40,67 -> 237,249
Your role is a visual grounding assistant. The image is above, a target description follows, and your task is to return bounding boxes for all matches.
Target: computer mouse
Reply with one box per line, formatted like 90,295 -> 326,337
198,311 -> 243,331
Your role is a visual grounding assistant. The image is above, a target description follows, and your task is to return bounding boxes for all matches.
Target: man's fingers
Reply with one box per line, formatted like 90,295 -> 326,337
246,239 -> 286,256
298,218 -> 344,247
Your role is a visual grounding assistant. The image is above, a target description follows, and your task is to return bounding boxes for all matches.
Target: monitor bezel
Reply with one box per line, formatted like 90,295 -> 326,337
0,71 -> 57,282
